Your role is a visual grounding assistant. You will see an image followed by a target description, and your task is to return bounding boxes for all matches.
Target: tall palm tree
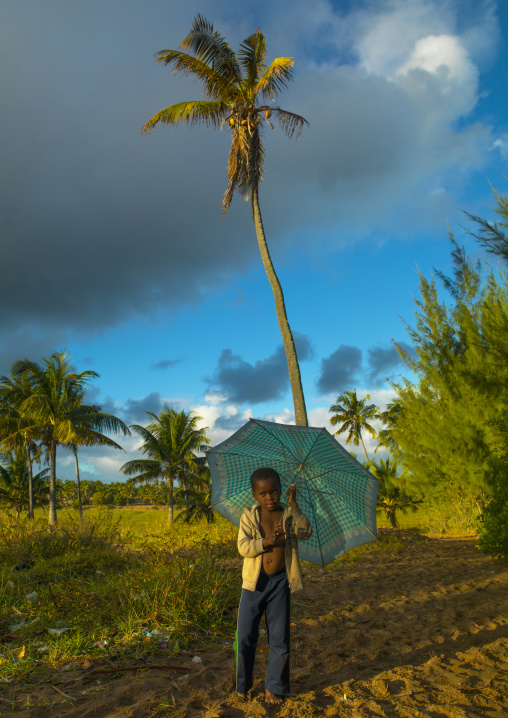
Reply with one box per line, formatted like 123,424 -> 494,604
330,390 -> 378,462
142,16 -> 309,425
120,406 -> 210,525
4,351 -> 130,526
0,449 -> 50,519
0,372 -> 42,519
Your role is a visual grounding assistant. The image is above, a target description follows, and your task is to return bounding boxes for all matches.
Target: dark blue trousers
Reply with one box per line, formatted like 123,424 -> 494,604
236,569 -> 290,695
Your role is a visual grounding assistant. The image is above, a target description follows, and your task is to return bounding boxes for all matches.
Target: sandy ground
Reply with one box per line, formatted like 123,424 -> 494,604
3,530 -> 508,718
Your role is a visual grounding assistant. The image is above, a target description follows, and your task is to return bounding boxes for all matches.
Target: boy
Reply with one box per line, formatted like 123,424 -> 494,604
236,467 -> 312,704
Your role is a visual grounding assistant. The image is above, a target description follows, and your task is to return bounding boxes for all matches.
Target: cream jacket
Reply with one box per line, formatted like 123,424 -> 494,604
237,502 -> 312,593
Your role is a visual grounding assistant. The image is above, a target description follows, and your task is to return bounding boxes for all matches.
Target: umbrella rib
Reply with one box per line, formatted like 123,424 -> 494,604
297,479 -> 326,567
306,473 -> 378,537
290,427 -> 327,483
250,419 -> 301,466
207,443 -> 297,468
299,463 -> 376,486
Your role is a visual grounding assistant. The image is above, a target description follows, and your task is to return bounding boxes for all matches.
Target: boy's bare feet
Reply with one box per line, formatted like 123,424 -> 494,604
236,692 -> 248,701
264,689 -> 285,704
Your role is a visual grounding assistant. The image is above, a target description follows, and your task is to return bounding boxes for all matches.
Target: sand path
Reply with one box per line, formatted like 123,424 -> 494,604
4,530 -> 508,717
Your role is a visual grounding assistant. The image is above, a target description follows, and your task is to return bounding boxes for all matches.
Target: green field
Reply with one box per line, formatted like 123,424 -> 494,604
0,500 -> 477,684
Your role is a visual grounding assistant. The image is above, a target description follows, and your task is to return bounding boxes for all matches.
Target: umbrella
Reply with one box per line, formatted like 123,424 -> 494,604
206,418 -> 379,566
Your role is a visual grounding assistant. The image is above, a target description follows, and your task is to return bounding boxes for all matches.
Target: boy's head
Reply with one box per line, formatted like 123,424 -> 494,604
250,467 -> 281,492
250,468 -> 282,512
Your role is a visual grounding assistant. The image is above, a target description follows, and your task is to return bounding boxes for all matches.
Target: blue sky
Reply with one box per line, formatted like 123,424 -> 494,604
1,0 -> 507,481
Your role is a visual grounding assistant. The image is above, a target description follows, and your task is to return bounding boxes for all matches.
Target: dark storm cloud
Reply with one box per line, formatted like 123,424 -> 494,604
317,345 -> 363,394
0,1 -> 258,353
367,342 -> 416,384
0,0 -> 497,369
83,386 -> 101,405
122,392 -> 164,423
151,358 -> 183,370
206,335 -> 313,404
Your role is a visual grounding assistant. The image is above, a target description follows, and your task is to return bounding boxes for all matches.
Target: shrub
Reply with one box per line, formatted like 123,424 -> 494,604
477,461 -> 508,560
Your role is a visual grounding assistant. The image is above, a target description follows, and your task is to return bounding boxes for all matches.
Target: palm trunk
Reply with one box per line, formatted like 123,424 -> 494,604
250,186 -> 308,426
386,506 -> 398,529
360,435 -> 369,463
73,446 -> 83,524
25,439 -> 34,519
48,441 -> 58,526
167,478 -> 174,525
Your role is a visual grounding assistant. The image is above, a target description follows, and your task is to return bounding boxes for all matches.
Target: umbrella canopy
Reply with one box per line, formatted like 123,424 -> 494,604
207,419 -> 379,566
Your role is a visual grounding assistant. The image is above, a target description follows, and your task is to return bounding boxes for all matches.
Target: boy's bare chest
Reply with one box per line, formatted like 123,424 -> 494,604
259,510 -> 283,537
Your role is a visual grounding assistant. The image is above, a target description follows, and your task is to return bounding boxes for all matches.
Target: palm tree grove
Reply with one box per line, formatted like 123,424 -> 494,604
1,10 -> 508,716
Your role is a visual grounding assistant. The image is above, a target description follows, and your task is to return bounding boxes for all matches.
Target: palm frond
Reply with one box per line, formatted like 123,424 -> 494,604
154,50 -> 239,102
254,57 -> 294,101
129,424 -> 162,456
119,459 -> 161,479
78,410 -> 130,437
142,100 -> 229,133
68,430 -> 124,451
179,14 -> 242,87
272,108 -> 309,139
238,30 -> 266,90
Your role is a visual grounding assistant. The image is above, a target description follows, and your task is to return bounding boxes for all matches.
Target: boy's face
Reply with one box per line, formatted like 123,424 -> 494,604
252,477 -> 281,512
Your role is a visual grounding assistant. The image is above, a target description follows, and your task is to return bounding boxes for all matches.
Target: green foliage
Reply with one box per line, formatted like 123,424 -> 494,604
121,406 -> 210,524
465,187 -> 508,267
376,400 -> 402,452
0,512 -> 239,680
386,187 -> 508,549
391,235 -> 508,497
0,351 -> 129,525
367,457 -> 421,528
477,446 -> 508,560
0,450 -> 49,517
174,488 -> 215,524
0,509 -> 128,563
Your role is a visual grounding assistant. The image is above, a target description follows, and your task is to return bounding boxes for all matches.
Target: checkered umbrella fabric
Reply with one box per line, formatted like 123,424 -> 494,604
206,418 -> 379,567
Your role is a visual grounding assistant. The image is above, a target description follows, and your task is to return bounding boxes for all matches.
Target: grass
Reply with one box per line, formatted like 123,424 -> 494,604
376,496 -> 479,535
0,510 -> 239,683
0,496 -> 477,685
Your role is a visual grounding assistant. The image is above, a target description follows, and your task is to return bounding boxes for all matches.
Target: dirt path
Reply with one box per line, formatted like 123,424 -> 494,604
4,531 -> 508,717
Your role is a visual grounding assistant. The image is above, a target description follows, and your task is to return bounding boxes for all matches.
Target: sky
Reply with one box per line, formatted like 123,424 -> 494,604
1,0 -> 507,482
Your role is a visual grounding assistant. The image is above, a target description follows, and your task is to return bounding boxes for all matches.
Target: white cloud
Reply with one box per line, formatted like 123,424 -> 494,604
355,0 -> 453,79
396,34 -> 479,121
493,137 -> 508,160
263,408 -> 295,425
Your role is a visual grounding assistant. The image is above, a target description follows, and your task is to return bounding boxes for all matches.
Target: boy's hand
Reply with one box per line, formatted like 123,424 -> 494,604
271,521 -> 285,544
263,521 -> 285,548
285,485 -> 298,509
